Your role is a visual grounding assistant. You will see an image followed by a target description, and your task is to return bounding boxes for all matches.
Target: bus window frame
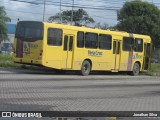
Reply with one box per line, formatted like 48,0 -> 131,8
122,37 -> 134,52
85,32 -> 98,49
134,38 -> 143,52
77,31 -> 85,48
99,34 -> 112,50
47,28 -> 63,46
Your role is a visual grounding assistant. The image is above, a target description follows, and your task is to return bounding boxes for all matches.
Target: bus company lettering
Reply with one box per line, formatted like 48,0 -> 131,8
23,42 -> 38,54
88,50 -> 103,57
24,42 -> 38,49
133,53 -> 143,59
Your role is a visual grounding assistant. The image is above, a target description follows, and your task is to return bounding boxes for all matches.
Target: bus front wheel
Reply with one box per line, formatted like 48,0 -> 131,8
131,63 -> 140,76
81,60 -> 91,76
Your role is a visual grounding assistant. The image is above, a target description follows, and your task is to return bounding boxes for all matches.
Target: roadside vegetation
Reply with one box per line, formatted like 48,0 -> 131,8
0,54 -> 29,68
150,63 -> 160,73
0,6 -> 11,41
0,54 -> 48,70
0,54 -> 20,68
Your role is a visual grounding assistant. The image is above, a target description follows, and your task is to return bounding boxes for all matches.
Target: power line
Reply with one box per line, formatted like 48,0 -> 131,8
3,0 -> 160,9
45,3 -> 119,11
9,0 -> 43,4
3,3 -> 119,17
6,0 -> 120,10
5,9 -> 43,15
1,0 -> 126,24
5,8 -> 118,18
0,1 -> 120,20
46,0 -> 123,8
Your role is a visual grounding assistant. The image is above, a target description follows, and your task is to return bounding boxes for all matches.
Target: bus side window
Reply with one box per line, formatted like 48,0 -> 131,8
134,38 -> 143,52
64,36 -> 68,51
77,31 -> 84,48
123,37 -> 134,51
69,36 -> 73,51
99,34 -> 112,50
85,32 -> 98,49
47,28 -> 62,46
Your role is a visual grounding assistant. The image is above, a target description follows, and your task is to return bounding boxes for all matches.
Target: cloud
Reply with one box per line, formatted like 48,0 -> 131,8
1,0 -> 40,22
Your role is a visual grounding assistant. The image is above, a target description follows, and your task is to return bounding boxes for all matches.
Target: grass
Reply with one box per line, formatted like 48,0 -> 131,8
150,63 -> 160,73
0,54 -> 43,70
0,54 -> 22,68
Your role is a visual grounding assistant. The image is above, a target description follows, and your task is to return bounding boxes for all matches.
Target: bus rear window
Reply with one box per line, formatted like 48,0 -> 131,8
15,21 -> 43,41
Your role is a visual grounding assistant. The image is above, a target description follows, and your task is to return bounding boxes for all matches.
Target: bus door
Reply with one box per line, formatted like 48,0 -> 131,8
63,35 -> 74,69
112,40 -> 121,71
143,43 -> 151,70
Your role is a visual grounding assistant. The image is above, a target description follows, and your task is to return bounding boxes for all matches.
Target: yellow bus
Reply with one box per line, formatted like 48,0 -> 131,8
13,21 -> 152,76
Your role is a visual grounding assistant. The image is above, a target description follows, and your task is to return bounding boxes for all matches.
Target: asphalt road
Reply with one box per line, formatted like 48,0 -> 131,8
0,68 -> 160,120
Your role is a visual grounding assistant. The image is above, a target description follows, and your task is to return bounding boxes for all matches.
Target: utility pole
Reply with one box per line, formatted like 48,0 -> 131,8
43,0 -> 46,21
60,0 -> 62,23
71,0 -> 74,25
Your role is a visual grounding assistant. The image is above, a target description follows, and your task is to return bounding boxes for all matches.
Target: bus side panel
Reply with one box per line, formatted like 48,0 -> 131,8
120,54 -> 143,71
119,36 -> 146,72
119,50 -> 144,71
72,47 -> 85,70
119,51 -> 129,71
42,25 -> 62,69
132,52 -> 143,71
73,32 -> 114,71
73,47 -> 113,71
62,29 -> 75,69
88,49 -> 113,71
43,46 -> 63,69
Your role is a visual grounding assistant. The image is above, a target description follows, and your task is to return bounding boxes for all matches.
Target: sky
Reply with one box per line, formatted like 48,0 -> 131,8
0,0 -> 160,26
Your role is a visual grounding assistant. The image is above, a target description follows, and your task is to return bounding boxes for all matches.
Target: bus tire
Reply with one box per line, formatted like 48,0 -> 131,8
81,60 -> 91,76
131,62 -> 140,76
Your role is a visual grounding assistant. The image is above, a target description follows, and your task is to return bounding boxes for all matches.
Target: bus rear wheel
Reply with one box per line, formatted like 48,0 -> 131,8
81,60 -> 91,76
131,63 -> 140,76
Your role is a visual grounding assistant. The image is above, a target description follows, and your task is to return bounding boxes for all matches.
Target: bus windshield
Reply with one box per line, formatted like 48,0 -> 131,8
15,21 -> 43,41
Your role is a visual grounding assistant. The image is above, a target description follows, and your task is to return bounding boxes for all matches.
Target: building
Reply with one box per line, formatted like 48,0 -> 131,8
0,23 -> 16,54
6,23 -> 16,43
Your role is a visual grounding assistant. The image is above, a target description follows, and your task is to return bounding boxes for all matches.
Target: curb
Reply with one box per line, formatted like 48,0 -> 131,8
1,67 -> 160,76
148,72 -> 160,76
142,72 -> 160,76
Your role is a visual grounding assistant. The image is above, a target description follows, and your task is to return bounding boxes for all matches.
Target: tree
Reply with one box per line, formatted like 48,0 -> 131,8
116,0 -> 160,47
0,6 -> 11,42
94,22 -> 109,30
48,9 -> 95,26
